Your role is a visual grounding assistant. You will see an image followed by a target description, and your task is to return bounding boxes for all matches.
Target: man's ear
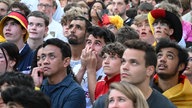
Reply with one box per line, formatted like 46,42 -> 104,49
178,63 -> 185,72
126,4 -> 130,11
22,29 -> 27,37
63,57 -> 70,68
146,65 -> 155,77
168,28 -> 174,36
45,26 -> 49,34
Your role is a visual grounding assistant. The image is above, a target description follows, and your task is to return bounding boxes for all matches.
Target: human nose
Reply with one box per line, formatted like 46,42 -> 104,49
30,24 -> 37,30
70,26 -> 76,33
121,62 -> 129,71
4,24 -> 11,30
103,57 -> 110,64
113,3 -> 118,9
42,56 -> 50,65
153,22 -> 161,28
110,100 -> 119,108
158,55 -> 167,63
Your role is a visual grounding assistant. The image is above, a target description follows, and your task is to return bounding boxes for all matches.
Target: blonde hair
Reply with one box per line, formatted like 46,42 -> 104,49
60,6 -> 84,25
134,14 -> 148,25
107,81 -> 149,108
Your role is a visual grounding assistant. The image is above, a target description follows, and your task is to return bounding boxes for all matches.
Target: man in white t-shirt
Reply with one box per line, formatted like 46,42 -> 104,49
37,0 -> 67,43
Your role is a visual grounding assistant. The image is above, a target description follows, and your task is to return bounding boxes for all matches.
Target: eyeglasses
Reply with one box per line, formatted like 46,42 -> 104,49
38,3 -> 52,9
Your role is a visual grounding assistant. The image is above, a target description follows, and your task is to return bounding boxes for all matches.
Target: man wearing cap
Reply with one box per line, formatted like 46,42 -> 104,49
0,11 -> 34,74
148,9 -> 185,47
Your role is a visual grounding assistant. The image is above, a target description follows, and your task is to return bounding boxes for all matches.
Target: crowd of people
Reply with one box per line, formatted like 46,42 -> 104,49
0,0 -> 192,108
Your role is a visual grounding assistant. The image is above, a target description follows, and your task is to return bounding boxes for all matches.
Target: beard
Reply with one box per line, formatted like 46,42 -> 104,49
67,34 -> 85,45
157,72 -> 177,80
157,66 -> 178,80
68,38 -> 79,45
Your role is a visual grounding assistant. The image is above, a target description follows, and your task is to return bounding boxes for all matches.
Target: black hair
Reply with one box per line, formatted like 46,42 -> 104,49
31,44 -> 43,70
0,72 -> 35,90
43,38 -> 76,80
8,2 -> 31,16
124,39 -> 157,67
100,42 -> 126,58
2,86 -> 51,108
116,26 -> 139,44
88,1 -> 106,21
0,42 -> 20,71
87,26 -> 115,44
73,16 -> 92,30
156,38 -> 189,75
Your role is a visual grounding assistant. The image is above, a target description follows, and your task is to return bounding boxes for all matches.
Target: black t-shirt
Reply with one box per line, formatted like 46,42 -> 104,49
147,89 -> 176,108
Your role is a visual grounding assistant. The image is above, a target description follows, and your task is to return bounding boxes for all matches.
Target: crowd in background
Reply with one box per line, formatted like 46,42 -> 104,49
0,0 -> 191,108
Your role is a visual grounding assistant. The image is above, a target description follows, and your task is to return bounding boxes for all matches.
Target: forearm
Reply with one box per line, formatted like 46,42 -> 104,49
87,68 -> 97,103
75,66 -> 86,84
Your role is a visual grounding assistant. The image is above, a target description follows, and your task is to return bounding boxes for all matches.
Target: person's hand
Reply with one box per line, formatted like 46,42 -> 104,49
31,67 -> 43,87
81,46 -> 97,71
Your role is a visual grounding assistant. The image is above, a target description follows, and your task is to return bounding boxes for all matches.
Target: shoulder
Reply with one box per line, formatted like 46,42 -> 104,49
93,94 -> 107,108
147,89 -> 176,108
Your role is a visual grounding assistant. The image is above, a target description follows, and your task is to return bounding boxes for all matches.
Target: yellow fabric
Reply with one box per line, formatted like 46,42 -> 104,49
147,12 -> 155,35
35,86 -> 40,91
163,79 -> 192,108
0,35 -> 6,42
109,15 -> 123,30
0,15 -> 29,42
152,41 -> 157,47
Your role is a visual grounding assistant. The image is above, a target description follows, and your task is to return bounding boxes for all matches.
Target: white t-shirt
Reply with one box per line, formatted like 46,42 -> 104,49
48,19 -> 68,43
81,67 -> 106,108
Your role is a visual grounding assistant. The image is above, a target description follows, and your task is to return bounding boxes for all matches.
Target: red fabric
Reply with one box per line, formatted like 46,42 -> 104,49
98,14 -> 110,27
151,9 -> 166,19
9,12 -> 28,28
153,74 -> 186,84
95,74 -> 121,100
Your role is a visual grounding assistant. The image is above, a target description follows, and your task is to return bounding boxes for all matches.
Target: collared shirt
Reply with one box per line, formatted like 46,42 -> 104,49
17,43 -> 34,74
95,74 -> 120,100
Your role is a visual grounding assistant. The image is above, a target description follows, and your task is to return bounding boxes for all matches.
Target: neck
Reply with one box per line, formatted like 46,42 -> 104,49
158,74 -> 179,92
70,44 -> 85,60
13,40 -> 25,51
121,14 -> 128,21
27,38 -> 44,50
47,70 -> 67,85
91,17 -> 99,26
136,79 -> 152,99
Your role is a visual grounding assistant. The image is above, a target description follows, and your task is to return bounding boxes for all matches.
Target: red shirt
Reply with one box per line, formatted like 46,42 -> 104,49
95,74 -> 120,100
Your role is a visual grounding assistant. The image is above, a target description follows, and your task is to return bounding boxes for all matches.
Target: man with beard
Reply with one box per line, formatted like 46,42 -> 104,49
112,0 -> 133,26
67,16 -> 92,74
152,38 -> 192,108
76,26 -> 115,108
